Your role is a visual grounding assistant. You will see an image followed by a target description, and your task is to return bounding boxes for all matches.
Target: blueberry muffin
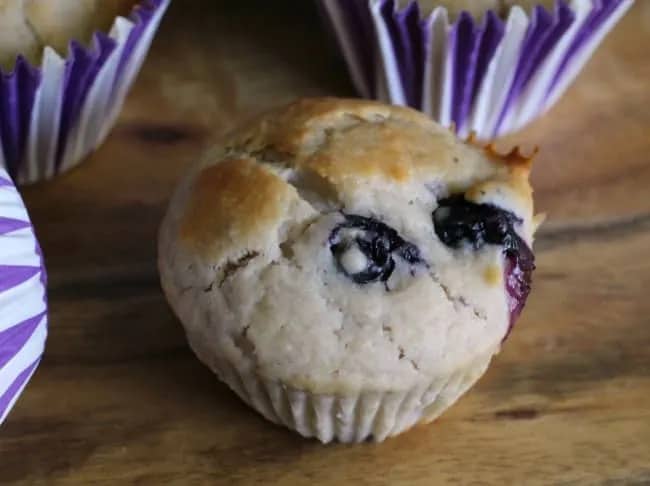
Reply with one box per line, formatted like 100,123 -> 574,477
158,98 -> 539,443
0,0 -> 134,69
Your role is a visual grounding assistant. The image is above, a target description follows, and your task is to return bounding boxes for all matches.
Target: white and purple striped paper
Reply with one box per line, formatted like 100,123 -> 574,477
319,0 -> 633,139
0,0 -> 170,185
0,168 -> 47,425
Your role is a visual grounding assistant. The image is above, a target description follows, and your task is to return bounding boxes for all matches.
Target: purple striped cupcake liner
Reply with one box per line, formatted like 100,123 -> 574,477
319,0 -> 633,139
0,167 -> 47,425
0,0 -> 170,185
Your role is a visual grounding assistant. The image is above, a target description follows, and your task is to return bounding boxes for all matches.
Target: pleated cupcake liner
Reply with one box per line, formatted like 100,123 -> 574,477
0,0 -> 170,185
319,0 -> 633,140
0,168 -> 47,425
199,349 -> 493,443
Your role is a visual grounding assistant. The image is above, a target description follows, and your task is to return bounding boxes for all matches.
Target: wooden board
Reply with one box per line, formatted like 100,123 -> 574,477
3,1 -> 649,484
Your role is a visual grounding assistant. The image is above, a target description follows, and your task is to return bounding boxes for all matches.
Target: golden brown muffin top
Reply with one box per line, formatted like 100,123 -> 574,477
178,98 -> 535,263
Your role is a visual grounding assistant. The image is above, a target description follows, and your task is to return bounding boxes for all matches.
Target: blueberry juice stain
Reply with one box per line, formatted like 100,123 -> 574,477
433,196 -> 535,338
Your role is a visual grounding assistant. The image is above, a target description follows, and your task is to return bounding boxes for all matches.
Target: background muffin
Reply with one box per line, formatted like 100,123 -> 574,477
0,1 -> 40,70
159,98 -> 538,443
423,0 -> 557,18
0,0 -> 170,184
318,0 -> 633,139
502,0 -> 556,11
417,0 -> 501,18
0,0 -> 134,70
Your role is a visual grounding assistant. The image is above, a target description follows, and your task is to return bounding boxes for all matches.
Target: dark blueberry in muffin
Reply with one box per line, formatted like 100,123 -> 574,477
433,196 -> 535,335
330,215 -> 423,284
433,195 -> 522,251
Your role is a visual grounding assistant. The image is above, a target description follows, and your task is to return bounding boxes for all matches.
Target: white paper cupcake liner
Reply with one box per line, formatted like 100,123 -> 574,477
319,0 -> 633,139
0,0 -> 170,185
0,168 -> 47,425
201,351 -> 493,443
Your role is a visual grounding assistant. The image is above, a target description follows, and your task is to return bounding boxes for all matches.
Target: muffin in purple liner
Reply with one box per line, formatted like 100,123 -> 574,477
159,98 -> 541,442
318,0 -> 633,139
0,0 -> 170,185
0,167 -> 47,425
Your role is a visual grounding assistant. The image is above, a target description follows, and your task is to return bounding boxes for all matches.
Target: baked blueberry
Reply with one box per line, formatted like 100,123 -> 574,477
433,196 -> 535,334
433,195 -> 522,251
329,215 -> 422,284
504,241 -> 535,336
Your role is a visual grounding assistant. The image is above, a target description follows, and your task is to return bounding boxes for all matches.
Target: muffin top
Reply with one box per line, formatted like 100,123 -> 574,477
0,0 -> 134,70
159,98 -> 538,394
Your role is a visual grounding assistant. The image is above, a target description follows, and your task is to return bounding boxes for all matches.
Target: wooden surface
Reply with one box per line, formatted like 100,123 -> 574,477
3,1 -> 650,484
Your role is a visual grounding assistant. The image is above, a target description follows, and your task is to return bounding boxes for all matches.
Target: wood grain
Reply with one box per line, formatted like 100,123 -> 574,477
2,1 -> 649,484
